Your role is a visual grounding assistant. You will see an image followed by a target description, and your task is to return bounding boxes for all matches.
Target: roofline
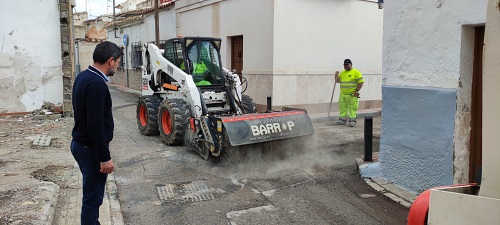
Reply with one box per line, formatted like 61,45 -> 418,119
103,0 -> 175,29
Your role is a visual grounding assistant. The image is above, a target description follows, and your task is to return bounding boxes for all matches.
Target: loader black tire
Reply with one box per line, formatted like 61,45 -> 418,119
158,99 -> 191,145
136,95 -> 161,136
241,95 -> 257,113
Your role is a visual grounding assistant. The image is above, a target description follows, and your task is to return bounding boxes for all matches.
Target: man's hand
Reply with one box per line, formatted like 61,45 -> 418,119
335,71 -> 340,77
353,91 -> 360,98
100,160 -> 115,174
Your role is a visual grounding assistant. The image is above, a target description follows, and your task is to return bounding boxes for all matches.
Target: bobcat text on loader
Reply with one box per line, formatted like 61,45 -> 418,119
136,37 -> 314,161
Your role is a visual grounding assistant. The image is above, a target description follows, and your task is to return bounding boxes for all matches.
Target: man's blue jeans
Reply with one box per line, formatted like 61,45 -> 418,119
71,140 -> 108,225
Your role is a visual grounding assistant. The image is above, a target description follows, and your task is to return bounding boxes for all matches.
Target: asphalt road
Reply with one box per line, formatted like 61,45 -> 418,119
109,89 -> 409,225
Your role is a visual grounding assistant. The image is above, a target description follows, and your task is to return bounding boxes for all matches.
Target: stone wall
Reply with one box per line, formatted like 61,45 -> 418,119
111,69 -> 143,91
60,0 -> 75,117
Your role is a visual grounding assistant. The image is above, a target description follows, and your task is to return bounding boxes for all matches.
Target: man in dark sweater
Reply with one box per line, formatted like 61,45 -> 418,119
71,41 -> 122,225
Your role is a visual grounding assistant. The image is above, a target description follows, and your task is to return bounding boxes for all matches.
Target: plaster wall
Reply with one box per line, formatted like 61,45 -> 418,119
77,42 -> 99,70
176,0 -> 382,109
453,26 -> 475,184
480,0 -> 500,199
74,12 -> 88,39
141,8 -> 177,43
379,0 -> 488,193
272,0 -> 382,106
107,8 -> 176,57
106,7 -> 176,88
121,0 -> 145,12
175,0 -> 275,104
380,86 -> 456,193
0,1 -> 64,112
383,0 -> 487,88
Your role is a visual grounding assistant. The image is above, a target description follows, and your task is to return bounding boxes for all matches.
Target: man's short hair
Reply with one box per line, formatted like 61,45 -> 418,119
93,41 -> 123,65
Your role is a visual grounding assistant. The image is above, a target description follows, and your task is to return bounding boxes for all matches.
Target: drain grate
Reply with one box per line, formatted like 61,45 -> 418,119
157,180 -> 215,204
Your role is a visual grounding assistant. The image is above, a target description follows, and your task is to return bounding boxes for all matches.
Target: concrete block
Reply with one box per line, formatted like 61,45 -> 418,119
61,35 -> 69,43
381,183 -> 417,203
364,179 -> 386,192
32,135 -> 52,147
34,114 -> 63,120
63,111 -> 73,117
60,10 -> 68,18
355,157 -> 364,173
62,43 -> 69,52
372,177 -> 391,185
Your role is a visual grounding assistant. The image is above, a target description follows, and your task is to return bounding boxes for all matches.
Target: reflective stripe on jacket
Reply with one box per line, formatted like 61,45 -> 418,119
339,68 -> 363,95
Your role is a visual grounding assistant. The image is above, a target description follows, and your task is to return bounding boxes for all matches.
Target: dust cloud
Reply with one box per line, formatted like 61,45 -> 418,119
213,129 -> 355,181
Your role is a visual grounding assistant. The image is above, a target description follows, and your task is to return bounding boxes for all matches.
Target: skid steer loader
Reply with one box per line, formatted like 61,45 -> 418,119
136,37 -> 314,160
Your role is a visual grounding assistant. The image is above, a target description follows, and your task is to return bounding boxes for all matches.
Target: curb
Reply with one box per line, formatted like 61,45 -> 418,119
41,182 -> 60,225
109,83 -> 141,97
106,173 -> 124,225
355,157 -> 418,208
310,110 -> 381,123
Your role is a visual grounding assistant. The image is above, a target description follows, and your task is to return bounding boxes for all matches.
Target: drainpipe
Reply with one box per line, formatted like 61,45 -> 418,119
125,43 -> 129,87
113,0 -> 119,38
75,40 -> 80,75
155,0 -> 160,45
72,8 -> 78,77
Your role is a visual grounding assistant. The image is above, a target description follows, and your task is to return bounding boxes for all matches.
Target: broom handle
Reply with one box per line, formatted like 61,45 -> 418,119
327,79 -> 337,120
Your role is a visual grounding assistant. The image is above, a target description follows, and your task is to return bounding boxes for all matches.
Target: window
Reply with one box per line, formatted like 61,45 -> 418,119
131,41 -> 142,68
186,40 -> 222,86
162,40 -> 184,69
163,41 -> 175,64
118,46 -> 125,70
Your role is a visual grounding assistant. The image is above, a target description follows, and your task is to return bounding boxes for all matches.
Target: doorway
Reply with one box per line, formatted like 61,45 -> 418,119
469,26 -> 484,183
231,36 -> 243,75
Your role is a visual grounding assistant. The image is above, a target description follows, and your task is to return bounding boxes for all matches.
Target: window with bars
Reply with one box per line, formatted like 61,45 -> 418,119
118,46 -> 125,70
131,42 -> 142,68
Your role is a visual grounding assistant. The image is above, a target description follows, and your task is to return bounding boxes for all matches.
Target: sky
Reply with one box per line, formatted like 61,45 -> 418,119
74,0 -> 127,19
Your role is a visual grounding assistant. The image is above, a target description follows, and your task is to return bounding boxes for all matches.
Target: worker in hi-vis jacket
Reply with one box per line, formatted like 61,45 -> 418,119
334,59 -> 364,127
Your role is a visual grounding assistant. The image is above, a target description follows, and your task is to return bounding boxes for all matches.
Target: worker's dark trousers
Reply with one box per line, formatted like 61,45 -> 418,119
71,140 -> 108,225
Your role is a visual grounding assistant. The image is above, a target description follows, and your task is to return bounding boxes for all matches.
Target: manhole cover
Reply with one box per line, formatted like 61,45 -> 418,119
157,180 -> 215,204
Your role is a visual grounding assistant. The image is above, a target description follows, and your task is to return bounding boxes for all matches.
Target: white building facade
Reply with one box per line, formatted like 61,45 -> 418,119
106,4 -> 177,89
175,0 -> 383,112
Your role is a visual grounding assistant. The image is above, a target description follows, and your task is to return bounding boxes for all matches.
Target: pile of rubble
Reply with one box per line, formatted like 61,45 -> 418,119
31,102 -> 63,116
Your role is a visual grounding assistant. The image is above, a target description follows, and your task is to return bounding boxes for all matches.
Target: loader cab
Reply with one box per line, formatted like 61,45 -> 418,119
163,37 -> 224,87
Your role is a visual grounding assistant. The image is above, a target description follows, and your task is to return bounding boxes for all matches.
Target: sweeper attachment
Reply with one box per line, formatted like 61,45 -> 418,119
136,37 -> 314,161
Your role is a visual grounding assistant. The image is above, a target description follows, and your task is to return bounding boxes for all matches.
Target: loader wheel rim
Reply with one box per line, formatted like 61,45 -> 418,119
139,104 -> 147,127
161,110 -> 172,135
